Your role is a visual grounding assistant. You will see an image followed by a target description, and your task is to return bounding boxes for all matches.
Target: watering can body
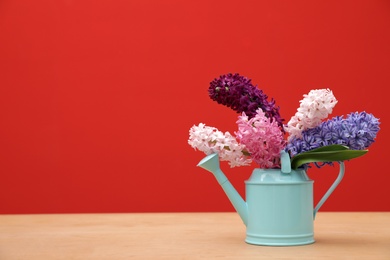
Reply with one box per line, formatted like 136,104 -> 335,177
245,168 -> 314,245
197,151 -> 344,246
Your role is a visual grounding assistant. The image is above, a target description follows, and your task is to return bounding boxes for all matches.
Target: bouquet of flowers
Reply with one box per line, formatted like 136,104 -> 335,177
188,73 -> 380,169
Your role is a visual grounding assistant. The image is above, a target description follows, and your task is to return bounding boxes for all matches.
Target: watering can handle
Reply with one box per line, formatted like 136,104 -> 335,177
313,162 -> 345,219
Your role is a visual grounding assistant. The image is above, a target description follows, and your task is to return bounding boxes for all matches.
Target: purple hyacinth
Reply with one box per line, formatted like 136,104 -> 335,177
208,73 -> 284,130
286,112 -> 380,165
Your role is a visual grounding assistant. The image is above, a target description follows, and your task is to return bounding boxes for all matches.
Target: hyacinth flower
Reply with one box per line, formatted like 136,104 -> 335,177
236,109 -> 286,169
190,72 -> 380,170
285,89 -> 338,140
188,123 -> 252,167
208,73 -> 284,130
286,111 -> 380,169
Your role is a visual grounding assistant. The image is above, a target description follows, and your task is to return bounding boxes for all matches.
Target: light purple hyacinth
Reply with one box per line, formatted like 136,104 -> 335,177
208,73 -> 284,130
286,112 -> 380,166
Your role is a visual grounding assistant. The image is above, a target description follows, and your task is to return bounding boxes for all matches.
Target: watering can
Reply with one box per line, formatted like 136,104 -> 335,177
197,150 -> 345,246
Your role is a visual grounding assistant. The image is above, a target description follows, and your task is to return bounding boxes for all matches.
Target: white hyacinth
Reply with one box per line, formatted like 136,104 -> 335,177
188,123 -> 252,167
285,89 -> 338,140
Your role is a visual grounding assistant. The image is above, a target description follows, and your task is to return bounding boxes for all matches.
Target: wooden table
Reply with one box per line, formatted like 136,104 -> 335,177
0,212 -> 389,259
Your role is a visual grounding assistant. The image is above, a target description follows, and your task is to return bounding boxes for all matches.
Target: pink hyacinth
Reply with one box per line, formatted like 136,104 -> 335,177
236,109 -> 286,168
285,88 -> 337,140
188,123 -> 252,167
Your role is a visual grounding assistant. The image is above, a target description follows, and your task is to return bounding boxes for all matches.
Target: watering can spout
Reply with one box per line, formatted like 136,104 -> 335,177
197,153 -> 248,225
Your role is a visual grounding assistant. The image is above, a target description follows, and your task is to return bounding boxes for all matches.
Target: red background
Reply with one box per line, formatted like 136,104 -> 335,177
0,0 -> 389,214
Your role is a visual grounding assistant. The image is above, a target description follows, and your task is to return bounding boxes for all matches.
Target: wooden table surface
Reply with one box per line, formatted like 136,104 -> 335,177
0,212 -> 389,259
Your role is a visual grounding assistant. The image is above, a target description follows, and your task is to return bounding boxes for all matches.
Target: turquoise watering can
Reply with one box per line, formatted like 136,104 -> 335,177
197,150 -> 345,246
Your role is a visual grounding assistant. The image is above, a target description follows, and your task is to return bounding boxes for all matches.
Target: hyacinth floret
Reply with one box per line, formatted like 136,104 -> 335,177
188,123 -> 252,167
236,109 -> 286,169
343,112 -> 380,150
209,73 -> 284,130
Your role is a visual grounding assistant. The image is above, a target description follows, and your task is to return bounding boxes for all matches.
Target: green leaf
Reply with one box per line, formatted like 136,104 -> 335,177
291,149 -> 368,170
